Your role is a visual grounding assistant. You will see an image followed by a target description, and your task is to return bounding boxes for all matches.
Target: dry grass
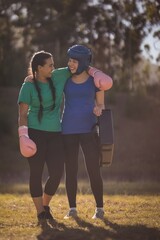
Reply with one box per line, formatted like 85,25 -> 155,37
1,180 -> 160,195
0,182 -> 160,240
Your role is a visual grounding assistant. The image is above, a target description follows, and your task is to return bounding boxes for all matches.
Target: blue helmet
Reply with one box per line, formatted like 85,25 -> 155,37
67,45 -> 92,74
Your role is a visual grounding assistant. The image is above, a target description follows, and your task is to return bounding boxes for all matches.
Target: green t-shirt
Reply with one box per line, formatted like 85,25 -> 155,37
18,67 -> 71,132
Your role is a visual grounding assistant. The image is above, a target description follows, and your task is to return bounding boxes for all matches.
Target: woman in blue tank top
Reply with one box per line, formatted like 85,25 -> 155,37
62,45 -> 113,219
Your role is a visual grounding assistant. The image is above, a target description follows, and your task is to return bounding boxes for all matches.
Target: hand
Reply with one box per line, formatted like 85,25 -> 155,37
93,106 -> 103,116
24,75 -> 33,83
18,126 -> 37,157
88,67 -> 113,90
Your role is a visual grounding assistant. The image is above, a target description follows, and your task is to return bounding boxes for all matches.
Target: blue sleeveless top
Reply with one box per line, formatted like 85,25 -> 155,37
62,76 -> 99,134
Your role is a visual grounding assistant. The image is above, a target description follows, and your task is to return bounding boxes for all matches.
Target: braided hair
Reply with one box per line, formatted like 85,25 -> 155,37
29,51 -> 55,122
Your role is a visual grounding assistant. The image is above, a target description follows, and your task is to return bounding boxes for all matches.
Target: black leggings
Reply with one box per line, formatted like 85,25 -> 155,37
63,132 -> 103,208
28,129 -> 65,198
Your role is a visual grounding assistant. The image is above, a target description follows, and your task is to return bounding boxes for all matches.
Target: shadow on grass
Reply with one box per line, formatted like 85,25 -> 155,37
103,218 -> 160,240
37,217 -> 160,240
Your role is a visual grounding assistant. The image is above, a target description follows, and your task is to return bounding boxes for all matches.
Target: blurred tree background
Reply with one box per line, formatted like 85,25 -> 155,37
0,0 -> 160,183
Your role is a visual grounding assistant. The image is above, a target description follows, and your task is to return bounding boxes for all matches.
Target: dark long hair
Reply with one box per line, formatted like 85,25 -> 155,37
29,51 -> 55,122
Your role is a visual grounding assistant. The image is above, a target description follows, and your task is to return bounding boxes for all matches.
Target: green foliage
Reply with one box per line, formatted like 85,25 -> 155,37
0,0 -> 159,87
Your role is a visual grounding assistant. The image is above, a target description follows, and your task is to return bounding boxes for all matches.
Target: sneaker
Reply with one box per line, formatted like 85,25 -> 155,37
92,209 -> 104,219
37,211 -> 46,224
64,209 -> 77,219
43,206 -> 54,220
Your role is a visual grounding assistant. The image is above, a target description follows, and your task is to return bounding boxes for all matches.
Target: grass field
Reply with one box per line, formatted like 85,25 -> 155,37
0,181 -> 160,240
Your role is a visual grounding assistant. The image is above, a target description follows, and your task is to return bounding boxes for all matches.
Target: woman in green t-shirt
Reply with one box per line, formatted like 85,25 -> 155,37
18,51 -> 69,224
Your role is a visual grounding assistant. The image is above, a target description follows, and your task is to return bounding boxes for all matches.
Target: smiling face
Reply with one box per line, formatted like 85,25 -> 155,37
38,57 -> 54,79
68,58 -> 79,74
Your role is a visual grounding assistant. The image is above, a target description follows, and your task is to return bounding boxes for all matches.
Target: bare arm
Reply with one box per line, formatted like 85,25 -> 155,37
93,91 -> 105,116
18,103 -> 29,126
18,103 -> 37,157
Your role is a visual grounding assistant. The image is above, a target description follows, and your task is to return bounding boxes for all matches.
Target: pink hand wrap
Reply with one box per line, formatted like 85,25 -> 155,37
88,67 -> 113,90
18,126 -> 37,157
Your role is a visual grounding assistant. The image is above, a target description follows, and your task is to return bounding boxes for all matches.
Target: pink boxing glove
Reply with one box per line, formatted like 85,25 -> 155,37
88,67 -> 113,91
18,126 -> 37,157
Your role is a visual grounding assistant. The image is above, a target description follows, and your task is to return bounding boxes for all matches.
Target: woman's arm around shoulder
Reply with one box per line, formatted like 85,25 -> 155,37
51,67 -> 71,83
